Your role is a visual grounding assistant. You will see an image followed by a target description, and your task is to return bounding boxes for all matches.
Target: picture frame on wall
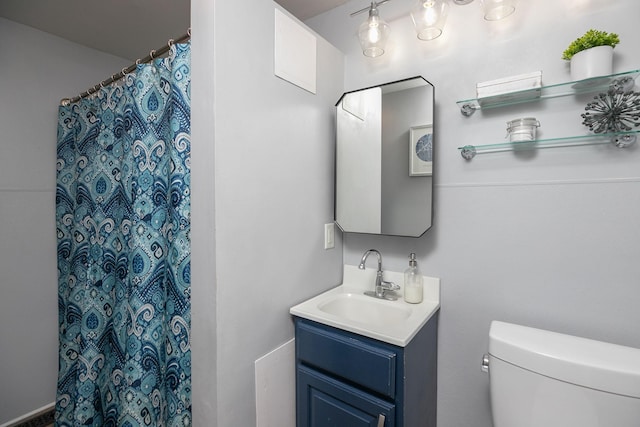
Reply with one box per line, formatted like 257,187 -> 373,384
409,125 -> 433,176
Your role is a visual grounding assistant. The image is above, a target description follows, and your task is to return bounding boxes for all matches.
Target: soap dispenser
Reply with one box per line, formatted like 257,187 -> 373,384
404,253 -> 423,304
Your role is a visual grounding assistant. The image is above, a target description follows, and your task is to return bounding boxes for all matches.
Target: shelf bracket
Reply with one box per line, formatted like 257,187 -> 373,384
613,133 -> 637,148
612,76 -> 636,92
460,145 -> 477,159
460,103 -> 476,117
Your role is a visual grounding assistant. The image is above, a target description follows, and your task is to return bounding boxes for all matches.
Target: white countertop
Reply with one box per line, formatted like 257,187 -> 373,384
290,265 -> 440,347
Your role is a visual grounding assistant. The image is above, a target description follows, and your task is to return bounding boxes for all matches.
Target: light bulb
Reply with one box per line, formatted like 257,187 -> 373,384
367,16 -> 381,43
420,2 -> 439,26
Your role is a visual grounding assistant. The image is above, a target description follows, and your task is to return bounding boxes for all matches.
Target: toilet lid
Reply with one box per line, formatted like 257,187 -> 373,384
489,321 -> 640,399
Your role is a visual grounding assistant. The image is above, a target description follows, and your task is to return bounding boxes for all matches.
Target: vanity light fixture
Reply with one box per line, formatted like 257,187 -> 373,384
353,1 -> 391,57
352,0 -> 517,57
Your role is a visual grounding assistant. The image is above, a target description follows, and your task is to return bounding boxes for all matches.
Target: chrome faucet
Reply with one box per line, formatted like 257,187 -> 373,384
358,249 -> 400,300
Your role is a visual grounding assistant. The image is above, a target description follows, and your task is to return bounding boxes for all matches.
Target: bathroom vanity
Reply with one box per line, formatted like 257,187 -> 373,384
290,266 -> 440,426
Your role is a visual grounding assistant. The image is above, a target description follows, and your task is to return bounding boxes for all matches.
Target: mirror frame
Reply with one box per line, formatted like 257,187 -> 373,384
334,76 -> 435,237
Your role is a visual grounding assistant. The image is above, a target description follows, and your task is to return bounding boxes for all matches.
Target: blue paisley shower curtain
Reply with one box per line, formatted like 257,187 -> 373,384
55,43 -> 191,426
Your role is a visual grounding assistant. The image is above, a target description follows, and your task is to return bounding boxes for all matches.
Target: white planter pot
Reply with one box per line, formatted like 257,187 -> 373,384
570,45 -> 614,81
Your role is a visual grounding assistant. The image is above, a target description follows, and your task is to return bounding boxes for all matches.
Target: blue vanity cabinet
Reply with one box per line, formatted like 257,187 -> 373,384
294,314 -> 438,427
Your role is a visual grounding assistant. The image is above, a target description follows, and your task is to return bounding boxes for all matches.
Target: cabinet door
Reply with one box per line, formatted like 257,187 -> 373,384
298,365 -> 395,427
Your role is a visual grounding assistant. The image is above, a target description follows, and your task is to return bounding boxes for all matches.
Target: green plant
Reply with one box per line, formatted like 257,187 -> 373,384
562,29 -> 620,60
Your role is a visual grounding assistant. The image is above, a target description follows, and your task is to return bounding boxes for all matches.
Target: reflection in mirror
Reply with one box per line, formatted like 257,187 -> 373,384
335,77 -> 434,237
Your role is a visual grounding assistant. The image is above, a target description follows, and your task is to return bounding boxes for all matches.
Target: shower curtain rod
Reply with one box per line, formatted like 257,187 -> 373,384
60,29 -> 191,106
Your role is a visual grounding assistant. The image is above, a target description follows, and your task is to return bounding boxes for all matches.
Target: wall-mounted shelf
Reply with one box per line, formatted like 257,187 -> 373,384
456,68 -> 640,159
456,69 -> 640,116
458,131 -> 639,160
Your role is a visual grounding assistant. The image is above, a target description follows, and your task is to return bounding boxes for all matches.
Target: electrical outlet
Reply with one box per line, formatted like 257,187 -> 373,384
324,223 -> 335,250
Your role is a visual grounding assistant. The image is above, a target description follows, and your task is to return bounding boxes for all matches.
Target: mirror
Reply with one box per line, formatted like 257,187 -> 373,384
335,76 -> 434,237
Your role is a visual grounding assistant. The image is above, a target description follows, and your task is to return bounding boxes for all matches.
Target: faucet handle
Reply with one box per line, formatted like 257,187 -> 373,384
372,281 -> 399,301
380,281 -> 400,291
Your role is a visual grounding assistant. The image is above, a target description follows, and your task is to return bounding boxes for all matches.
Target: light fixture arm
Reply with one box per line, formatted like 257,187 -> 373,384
350,0 -> 392,17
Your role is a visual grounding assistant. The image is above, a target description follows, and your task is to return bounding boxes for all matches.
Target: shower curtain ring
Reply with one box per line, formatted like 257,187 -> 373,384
136,58 -> 142,65
168,39 -> 174,48
149,49 -> 156,59
187,27 -> 191,36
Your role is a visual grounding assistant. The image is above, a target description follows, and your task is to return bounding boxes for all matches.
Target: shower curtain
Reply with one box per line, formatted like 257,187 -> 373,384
55,43 -> 191,426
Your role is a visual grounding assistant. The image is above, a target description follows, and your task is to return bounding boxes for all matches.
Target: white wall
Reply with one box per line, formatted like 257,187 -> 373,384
191,1 -> 345,425
0,17 -> 129,424
307,1 -> 640,426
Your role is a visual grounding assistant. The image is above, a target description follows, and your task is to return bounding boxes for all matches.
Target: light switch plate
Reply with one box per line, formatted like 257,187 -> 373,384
324,223 -> 335,250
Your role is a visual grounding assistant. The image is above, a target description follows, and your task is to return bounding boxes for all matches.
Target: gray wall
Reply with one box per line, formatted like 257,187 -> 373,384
308,1 -> 640,426
191,1 -> 344,425
0,18 -> 129,424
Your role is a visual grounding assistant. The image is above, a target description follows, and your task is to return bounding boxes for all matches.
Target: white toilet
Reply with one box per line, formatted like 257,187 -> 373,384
484,321 -> 640,427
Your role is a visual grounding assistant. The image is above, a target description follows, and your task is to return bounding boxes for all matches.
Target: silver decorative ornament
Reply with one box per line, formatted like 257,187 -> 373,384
581,88 -> 640,133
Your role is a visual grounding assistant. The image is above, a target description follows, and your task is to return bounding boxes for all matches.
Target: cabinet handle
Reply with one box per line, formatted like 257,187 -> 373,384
377,414 -> 386,427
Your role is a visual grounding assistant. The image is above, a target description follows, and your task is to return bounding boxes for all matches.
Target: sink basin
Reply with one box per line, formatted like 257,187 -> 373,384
318,293 -> 411,328
290,265 -> 440,347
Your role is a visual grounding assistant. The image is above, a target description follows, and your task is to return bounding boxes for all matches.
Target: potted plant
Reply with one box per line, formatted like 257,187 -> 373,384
562,29 -> 620,81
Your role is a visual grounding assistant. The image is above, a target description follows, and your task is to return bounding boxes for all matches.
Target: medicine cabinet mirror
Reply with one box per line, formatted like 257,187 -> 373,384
335,76 -> 434,237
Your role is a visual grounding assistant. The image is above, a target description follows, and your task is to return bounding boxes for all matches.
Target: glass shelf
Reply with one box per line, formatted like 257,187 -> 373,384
456,69 -> 640,116
458,131 -> 639,160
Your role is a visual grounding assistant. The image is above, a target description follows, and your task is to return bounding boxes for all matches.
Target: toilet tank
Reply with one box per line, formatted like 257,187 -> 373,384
487,321 -> 640,427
